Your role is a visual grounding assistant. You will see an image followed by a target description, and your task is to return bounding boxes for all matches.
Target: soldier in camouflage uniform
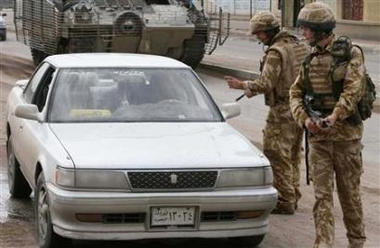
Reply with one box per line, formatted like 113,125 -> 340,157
224,12 -> 308,215
289,2 -> 366,248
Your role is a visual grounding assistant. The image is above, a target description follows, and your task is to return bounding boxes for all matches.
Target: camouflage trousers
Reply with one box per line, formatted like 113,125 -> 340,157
263,119 -> 303,210
309,139 -> 366,248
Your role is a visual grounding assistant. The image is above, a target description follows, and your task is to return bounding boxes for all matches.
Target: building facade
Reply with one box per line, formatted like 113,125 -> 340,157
204,0 -> 380,40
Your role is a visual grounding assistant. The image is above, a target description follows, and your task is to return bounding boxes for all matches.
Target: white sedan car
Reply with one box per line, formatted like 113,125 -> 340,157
5,53 -> 277,248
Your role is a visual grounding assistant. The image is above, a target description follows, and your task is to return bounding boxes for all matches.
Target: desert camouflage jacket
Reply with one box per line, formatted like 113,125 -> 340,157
289,35 -> 365,141
242,31 -> 308,107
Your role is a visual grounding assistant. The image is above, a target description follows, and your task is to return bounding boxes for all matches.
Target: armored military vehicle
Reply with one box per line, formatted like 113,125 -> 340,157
13,0 -> 229,68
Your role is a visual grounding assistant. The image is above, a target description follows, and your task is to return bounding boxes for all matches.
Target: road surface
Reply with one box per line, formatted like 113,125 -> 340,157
1,28 -> 379,248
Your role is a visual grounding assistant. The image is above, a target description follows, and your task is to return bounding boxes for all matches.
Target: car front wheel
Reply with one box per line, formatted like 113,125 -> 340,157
228,234 -> 265,247
7,136 -> 32,198
35,173 -> 70,248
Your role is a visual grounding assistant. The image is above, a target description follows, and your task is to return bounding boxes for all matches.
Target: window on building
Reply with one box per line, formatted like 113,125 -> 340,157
342,0 -> 363,20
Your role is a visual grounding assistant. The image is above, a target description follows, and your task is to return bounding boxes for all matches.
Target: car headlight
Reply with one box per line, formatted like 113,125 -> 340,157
56,166 -> 130,190
75,170 -> 130,190
216,166 -> 273,188
56,166 -> 75,187
264,166 -> 273,185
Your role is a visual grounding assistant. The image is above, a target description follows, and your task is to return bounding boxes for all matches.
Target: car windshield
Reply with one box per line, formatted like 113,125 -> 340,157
48,68 -> 222,122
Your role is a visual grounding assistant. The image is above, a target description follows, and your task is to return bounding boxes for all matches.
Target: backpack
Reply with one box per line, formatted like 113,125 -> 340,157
303,36 -> 376,124
330,36 -> 376,121
357,71 -> 376,120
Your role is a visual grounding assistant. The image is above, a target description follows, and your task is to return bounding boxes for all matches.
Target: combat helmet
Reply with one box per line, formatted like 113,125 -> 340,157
249,11 -> 280,35
297,2 -> 336,32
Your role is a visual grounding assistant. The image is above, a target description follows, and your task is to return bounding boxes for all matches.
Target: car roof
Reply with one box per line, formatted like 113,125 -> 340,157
44,53 -> 190,69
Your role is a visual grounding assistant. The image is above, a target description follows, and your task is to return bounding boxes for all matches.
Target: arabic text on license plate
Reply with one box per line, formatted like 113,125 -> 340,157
151,207 -> 195,226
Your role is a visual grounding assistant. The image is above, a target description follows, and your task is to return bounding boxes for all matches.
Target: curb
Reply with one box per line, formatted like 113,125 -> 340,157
198,61 -> 259,80
198,61 -> 380,106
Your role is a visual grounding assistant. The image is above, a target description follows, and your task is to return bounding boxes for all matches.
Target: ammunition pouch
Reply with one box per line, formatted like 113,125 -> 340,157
265,92 -> 289,107
346,112 -> 362,126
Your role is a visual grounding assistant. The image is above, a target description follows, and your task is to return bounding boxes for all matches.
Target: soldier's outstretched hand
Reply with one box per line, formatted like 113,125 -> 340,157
224,76 -> 244,90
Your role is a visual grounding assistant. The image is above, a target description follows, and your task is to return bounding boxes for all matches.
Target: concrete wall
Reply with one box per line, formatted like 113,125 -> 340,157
204,0 -> 271,15
319,0 -> 380,22
0,0 -> 12,9
335,20 -> 380,40
363,0 -> 380,22
169,0 -> 380,41
314,0 -> 380,40
228,0 -> 380,41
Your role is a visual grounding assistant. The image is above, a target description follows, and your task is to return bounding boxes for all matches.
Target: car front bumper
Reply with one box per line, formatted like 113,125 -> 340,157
47,183 -> 278,240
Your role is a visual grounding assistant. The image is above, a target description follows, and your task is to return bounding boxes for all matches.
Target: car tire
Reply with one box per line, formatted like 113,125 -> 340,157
35,173 -> 70,248
228,234 -> 265,247
7,136 -> 32,198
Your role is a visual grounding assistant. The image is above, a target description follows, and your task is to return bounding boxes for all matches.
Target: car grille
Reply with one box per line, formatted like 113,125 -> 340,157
128,171 -> 218,191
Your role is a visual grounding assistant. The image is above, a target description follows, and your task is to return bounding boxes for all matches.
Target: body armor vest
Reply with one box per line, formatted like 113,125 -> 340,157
263,33 -> 309,106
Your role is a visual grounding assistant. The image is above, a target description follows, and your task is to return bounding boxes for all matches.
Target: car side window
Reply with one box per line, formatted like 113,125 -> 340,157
33,67 -> 56,112
24,63 -> 51,104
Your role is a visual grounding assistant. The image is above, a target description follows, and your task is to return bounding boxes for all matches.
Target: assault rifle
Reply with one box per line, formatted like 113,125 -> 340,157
303,95 -> 330,185
304,95 -> 330,128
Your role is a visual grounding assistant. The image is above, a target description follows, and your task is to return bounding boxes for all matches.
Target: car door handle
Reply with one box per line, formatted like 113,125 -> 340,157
19,125 -> 23,130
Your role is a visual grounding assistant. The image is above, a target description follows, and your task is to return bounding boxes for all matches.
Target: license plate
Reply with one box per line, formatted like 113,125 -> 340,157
151,207 -> 195,226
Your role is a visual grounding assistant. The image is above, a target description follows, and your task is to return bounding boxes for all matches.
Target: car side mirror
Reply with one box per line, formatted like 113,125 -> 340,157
221,102 -> 241,119
16,79 -> 29,90
14,104 -> 43,122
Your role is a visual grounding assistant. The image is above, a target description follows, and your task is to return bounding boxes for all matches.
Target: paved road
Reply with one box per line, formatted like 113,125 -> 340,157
1,26 -> 379,248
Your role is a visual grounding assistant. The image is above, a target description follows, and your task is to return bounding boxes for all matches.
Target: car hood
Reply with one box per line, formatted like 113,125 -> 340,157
49,123 -> 268,169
